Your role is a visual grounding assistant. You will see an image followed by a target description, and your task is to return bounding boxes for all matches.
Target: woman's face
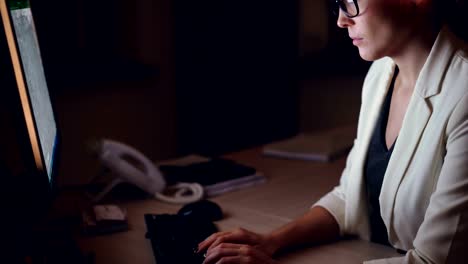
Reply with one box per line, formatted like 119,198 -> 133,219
337,0 -> 417,61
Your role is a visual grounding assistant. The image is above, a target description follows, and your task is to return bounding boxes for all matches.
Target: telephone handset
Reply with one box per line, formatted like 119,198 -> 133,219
88,139 -> 204,204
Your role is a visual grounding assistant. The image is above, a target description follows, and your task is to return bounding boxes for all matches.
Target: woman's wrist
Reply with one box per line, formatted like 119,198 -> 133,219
263,232 -> 284,257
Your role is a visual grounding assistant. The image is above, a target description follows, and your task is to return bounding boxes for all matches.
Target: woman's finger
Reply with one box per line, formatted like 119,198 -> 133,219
198,231 -> 231,252
204,244 -> 277,264
202,246 -> 242,264
207,229 -> 256,252
214,256 -> 242,264
206,243 -> 244,255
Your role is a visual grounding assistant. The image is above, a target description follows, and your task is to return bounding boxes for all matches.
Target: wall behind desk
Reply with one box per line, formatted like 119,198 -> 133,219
28,0 -> 355,186
32,0 -> 178,186
299,75 -> 363,133
52,79 -> 177,187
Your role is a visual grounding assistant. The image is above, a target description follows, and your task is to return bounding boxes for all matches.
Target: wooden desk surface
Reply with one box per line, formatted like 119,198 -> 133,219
76,148 -> 401,263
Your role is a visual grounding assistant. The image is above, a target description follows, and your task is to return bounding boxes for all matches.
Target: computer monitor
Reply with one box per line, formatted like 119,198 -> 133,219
0,1 -> 61,260
0,0 -> 59,208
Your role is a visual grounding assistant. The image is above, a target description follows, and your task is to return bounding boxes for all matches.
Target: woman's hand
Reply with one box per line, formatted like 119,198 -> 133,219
198,227 -> 278,257
202,243 -> 278,264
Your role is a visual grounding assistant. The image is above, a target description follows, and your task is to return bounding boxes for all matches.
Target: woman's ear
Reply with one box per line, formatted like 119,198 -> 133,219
408,0 -> 433,13
413,0 -> 432,8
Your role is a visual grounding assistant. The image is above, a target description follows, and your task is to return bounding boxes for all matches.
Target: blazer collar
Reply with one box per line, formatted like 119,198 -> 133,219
415,26 -> 457,98
383,27 -> 456,99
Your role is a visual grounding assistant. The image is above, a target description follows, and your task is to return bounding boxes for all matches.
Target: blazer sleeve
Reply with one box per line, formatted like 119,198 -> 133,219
364,92 -> 468,264
311,59 -> 386,236
312,57 -> 393,236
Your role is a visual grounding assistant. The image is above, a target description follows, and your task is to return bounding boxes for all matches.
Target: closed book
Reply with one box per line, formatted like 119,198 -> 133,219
262,125 -> 356,162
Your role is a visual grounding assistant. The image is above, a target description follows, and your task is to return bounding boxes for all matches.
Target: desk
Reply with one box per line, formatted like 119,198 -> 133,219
76,148 -> 401,263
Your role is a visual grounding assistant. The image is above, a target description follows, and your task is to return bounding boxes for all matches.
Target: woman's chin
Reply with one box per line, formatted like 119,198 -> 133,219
358,49 -> 381,62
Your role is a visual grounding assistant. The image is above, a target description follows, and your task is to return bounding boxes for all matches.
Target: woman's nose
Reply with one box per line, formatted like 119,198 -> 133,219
337,10 -> 354,28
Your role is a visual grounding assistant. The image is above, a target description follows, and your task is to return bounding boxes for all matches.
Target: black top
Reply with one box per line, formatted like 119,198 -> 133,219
364,69 -> 398,246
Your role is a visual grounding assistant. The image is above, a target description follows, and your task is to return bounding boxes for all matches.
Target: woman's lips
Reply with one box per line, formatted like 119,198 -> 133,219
351,37 -> 363,46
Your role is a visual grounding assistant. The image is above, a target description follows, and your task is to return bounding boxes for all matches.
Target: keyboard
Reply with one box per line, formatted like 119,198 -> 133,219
144,214 -> 218,264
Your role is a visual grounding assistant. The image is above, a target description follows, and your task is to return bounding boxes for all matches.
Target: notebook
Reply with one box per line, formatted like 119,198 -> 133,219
262,125 -> 356,162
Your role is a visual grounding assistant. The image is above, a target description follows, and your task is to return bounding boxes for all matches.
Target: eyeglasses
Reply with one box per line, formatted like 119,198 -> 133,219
332,0 -> 360,18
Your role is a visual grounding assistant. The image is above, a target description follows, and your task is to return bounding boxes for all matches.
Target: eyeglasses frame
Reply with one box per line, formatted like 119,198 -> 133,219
334,0 -> 360,18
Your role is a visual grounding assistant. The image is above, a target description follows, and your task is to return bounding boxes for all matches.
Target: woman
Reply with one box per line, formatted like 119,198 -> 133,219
198,0 -> 468,263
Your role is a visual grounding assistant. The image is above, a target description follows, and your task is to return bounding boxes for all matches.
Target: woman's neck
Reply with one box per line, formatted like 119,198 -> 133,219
391,28 -> 439,92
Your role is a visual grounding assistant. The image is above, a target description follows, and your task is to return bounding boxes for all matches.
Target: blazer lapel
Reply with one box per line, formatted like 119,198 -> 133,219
345,60 -> 396,238
380,95 -> 432,236
379,27 -> 456,243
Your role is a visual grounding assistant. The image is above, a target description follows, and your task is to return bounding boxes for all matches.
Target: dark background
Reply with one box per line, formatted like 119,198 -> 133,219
1,1 -> 466,261
28,0 -> 367,187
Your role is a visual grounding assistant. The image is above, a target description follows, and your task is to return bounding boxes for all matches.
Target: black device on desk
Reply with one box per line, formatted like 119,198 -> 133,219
144,200 -> 222,264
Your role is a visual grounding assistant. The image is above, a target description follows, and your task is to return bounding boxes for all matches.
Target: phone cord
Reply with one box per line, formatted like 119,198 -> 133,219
154,182 -> 204,204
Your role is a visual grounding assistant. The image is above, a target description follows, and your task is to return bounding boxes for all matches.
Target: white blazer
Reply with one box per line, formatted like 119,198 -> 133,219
314,27 -> 468,264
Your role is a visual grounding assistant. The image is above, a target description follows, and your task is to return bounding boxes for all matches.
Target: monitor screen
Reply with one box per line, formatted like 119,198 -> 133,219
0,0 -> 57,183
